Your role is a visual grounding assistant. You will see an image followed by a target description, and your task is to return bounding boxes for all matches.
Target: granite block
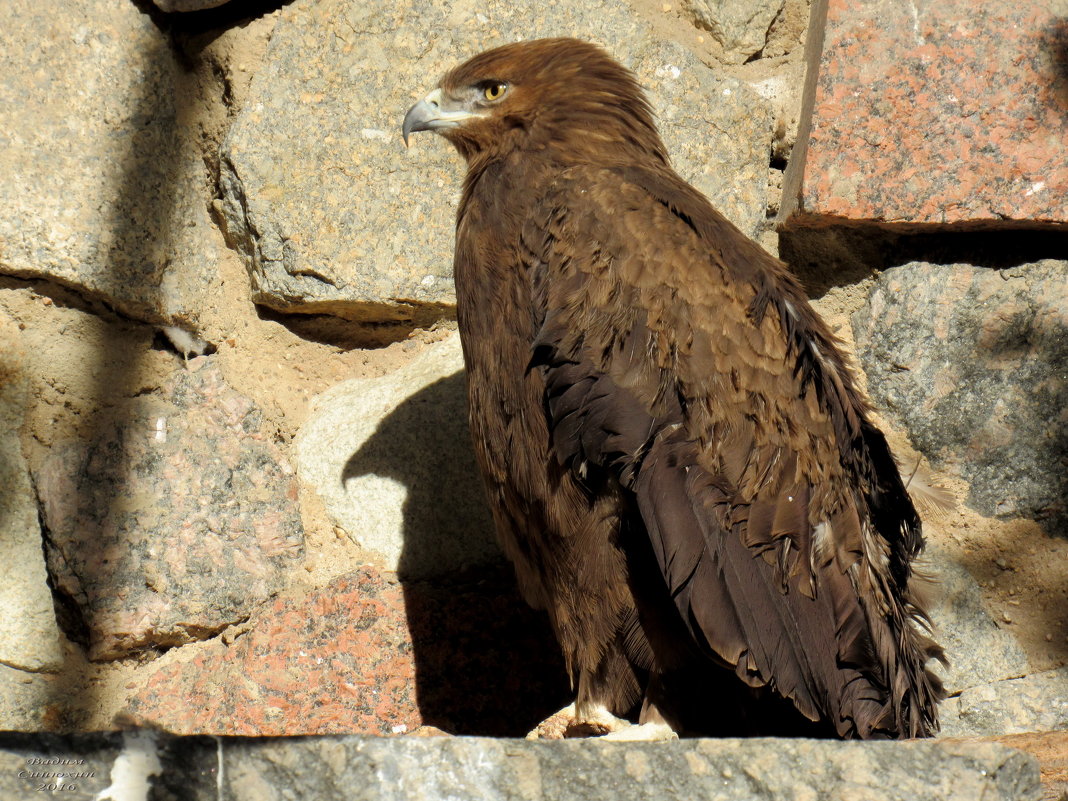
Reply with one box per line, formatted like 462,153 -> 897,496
124,567 -> 567,737
783,0 -> 1068,228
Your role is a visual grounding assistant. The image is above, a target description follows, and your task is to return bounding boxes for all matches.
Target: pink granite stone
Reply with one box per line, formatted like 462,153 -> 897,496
36,362 -> 303,661
784,0 -> 1068,227
122,567 -> 567,737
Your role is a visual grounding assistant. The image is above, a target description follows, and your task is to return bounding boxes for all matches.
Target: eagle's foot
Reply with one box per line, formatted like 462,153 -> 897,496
600,721 -> 678,741
525,703 -> 634,739
526,703 -> 576,739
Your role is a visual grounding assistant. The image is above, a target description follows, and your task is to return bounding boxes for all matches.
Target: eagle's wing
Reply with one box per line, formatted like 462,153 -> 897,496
523,164 -> 942,738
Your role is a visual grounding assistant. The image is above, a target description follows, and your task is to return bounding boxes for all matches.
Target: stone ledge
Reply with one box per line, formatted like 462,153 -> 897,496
0,730 -> 1044,801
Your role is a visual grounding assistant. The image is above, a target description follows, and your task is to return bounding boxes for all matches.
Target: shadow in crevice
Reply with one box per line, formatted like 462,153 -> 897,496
342,374 -> 570,736
160,0 -> 296,38
778,223 -> 1068,297
255,304 -> 454,350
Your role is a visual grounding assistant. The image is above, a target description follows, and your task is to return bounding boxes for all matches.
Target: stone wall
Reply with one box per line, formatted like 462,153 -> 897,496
0,0 -> 1065,794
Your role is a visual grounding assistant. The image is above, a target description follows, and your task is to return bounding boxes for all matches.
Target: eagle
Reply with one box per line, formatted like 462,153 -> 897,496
402,37 -> 944,739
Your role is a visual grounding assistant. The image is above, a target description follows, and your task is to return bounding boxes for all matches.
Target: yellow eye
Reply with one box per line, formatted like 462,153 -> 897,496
483,82 -> 507,101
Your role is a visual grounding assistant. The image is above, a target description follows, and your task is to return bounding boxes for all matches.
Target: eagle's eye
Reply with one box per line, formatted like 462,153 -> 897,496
482,81 -> 508,101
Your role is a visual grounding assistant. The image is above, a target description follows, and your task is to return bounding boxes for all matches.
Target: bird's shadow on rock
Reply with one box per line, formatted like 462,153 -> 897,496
342,372 -> 570,736
338,375 -> 856,739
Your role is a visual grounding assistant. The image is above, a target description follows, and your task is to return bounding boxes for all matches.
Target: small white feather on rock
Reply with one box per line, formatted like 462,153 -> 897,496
160,325 -> 211,361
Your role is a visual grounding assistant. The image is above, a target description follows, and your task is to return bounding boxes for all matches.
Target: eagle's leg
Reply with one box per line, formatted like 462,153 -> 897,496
572,701 -> 633,736
600,676 -> 678,741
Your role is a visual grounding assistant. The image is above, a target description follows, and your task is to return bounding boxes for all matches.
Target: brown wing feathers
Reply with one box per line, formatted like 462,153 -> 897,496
527,164 -> 942,737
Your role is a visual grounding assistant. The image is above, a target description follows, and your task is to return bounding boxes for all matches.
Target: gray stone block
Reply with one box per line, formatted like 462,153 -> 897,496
0,732 -> 121,800
219,0 -> 774,323
0,664 -> 59,731
941,667 -> 1068,738
36,362 -> 304,661
0,315 -> 64,673
0,731 -> 1044,801
0,0 -> 220,326
852,261 -> 1068,535
218,736 -> 1043,801
296,334 -> 500,580
925,545 -> 1030,695
682,0 -> 787,63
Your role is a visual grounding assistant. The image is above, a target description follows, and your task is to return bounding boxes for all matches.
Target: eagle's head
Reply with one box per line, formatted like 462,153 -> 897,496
402,38 -> 668,167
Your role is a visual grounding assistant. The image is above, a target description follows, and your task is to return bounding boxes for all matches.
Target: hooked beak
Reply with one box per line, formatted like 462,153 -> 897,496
402,88 -> 483,147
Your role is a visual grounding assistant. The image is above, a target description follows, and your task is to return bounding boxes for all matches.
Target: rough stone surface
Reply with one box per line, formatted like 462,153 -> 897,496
852,261 -> 1068,534
35,361 -> 304,661
0,0 -> 220,326
125,568 -> 421,737
941,668 -> 1068,738
784,0 -> 1068,226
212,738 -> 1041,801
972,732 -> 1068,801
0,315 -> 65,672
0,663 -> 60,732
926,545 -> 1031,695
219,0 -> 774,323
0,731 -> 1042,801
124,566 -> 567,737
682,0 -> 787,63
297,334 -> 500,580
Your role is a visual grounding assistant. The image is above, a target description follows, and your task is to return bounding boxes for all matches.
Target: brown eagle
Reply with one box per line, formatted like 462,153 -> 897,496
403,38 -> 944,739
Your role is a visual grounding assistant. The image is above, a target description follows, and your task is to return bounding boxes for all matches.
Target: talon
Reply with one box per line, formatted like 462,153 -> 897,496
526,703 -> 577,740
526,702 -> 639,739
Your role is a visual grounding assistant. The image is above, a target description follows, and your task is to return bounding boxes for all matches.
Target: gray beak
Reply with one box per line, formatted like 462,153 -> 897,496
402,88 -> 483,147
402,97 -> 438,147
